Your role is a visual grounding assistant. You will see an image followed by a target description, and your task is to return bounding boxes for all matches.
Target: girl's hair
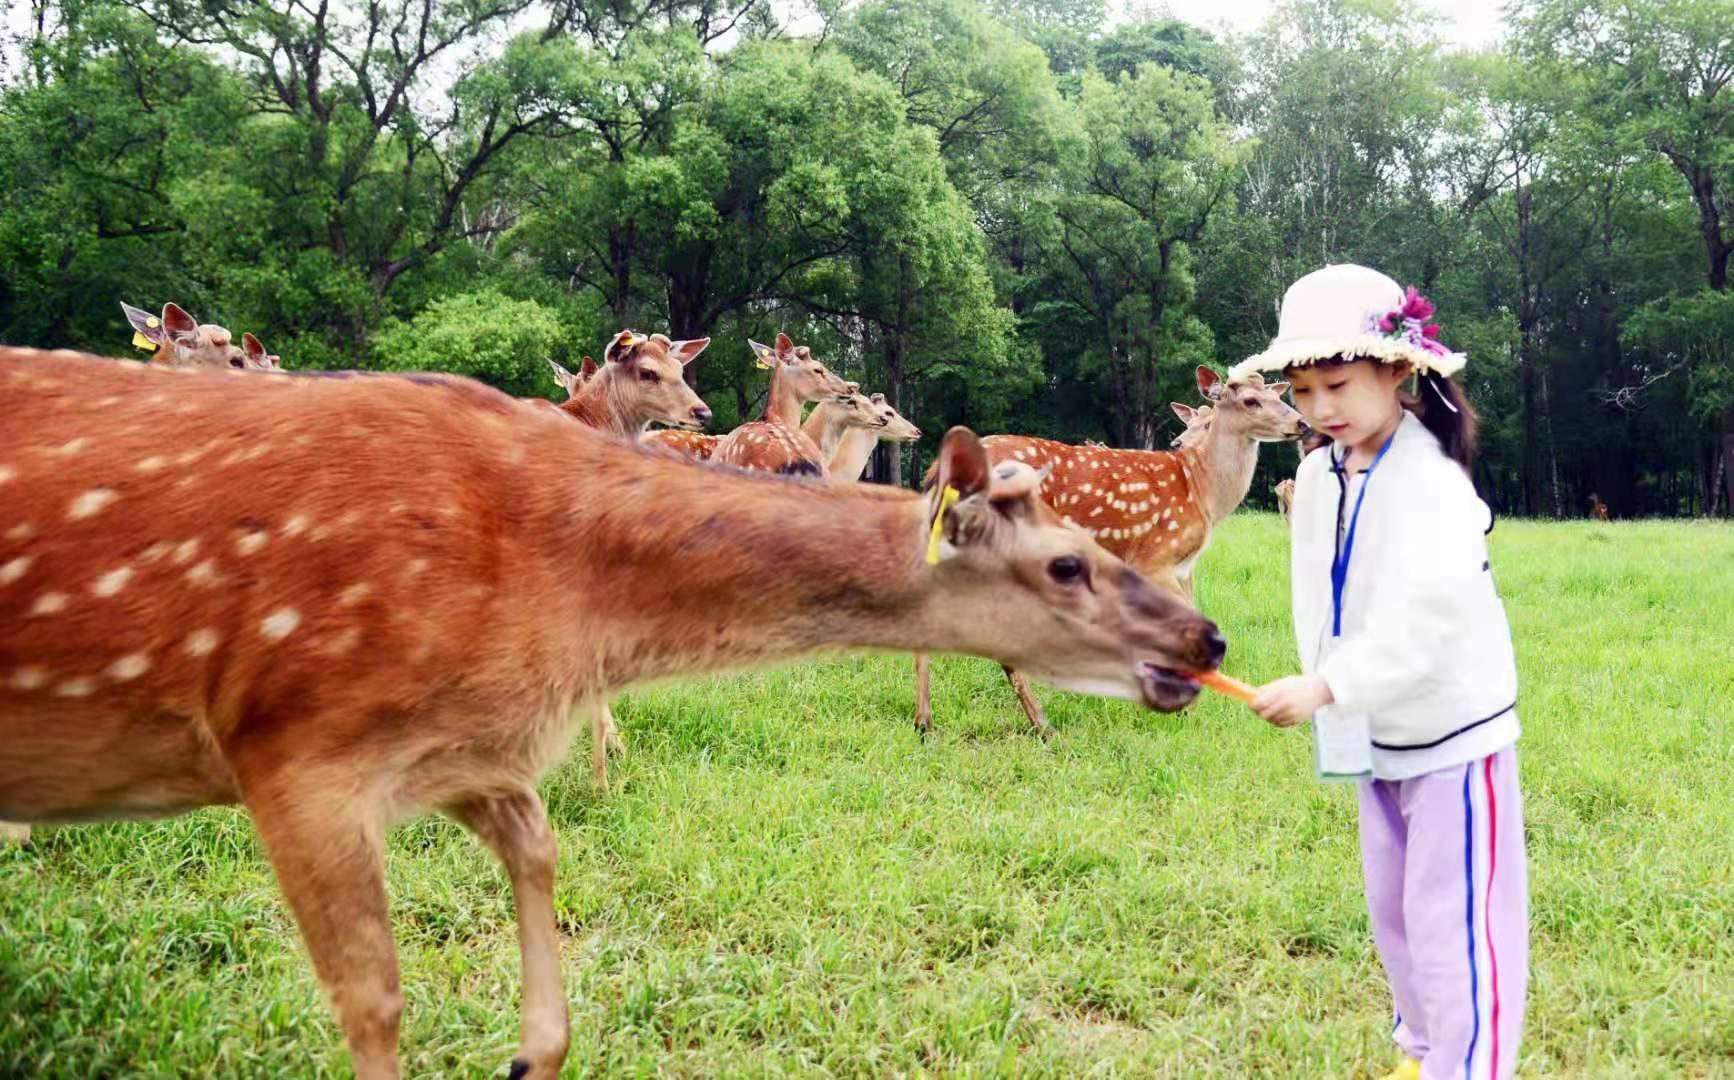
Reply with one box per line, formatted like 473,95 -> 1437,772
1287,356 -> 1480,473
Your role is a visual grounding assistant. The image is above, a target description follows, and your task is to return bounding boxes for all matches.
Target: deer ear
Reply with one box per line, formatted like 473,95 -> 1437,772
1196,365 -> 1223,400
1170,402 -> 1196,422
121,302 -> 165,345
1266,381 -> 1289,396
748,338 -> 776,369
162,302 -> 200,346
669,337 -> 710,366
870,392 -> 886,404
547,359 -> 576,393
605,330 -> 641,366
775,332 -> 794,356
243,333 -> 268,363
934,426 -> 990,500
580,357 -> 598,379
926,427 -> 997,563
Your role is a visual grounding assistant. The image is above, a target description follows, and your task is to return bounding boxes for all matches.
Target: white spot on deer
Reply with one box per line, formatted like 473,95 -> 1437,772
1089,505 -> 1104,517
108,654 -> 151,682
283,515 -> 309,538
1080,483 -> 1093,494
0,465 -> 14,486
185,560 -> 222,587
261,608 -> 301,640
1168,520 -> 1179,531
243,444 -> 270,463
236,531 -> 268,556
56,678 -> 95,698
10,666 -> 48,691
0,556 -> 31,585
98,395 -> 121,407
184,629 -> 219,657
30,591 -> 67,616
1014,448 -> 1030,461
69,488 -> 119,520
319,627 -> 361,656
1061,515 -> 1077,526
4,523 -> 34,542
405,559 -> 429,578
135,456 -> 168,473
92,566 -> 134,597
338,583 -> 372,607
52,437 -> 90,457
172,539 -> 201,565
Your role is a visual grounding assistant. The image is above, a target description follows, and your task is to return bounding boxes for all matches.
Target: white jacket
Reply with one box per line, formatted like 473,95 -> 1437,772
1290,411 -> 1520,780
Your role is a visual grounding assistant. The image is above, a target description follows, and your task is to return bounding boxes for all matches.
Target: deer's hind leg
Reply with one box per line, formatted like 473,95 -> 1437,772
446,789 -> 569,1080
241,769 -> 403,1080
1002,666 -> 1052,738
914,652 -> 933,737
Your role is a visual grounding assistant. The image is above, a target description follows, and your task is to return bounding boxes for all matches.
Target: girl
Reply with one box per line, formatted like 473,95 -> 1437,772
1237,265 -> 1528,1080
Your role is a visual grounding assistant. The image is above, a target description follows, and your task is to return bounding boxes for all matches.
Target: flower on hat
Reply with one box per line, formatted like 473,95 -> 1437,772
1368,285 -> 1452,359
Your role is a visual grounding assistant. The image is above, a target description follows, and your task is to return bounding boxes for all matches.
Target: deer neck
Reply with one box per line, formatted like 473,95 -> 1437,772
801,401 -> 853,457
1178,417 -> 1262,526
827,429 -> 879,482
763,367 -> 806,429
561,370 -> 636,435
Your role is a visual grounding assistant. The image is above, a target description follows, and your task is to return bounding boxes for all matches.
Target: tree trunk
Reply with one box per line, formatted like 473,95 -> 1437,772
1720,413 -> 1734,517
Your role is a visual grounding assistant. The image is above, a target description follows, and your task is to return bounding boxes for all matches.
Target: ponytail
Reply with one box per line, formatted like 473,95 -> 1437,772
1404,371 -> 1479,474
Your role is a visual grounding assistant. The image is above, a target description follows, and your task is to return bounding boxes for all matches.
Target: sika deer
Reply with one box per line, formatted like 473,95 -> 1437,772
640,428 -> 720,461
547,357 -> 596,400
121,301 -> 267,371
0,346 -> 1225,1079
913,366 -> 1306,736
710,334 -> 856,477
802,391 -> 922,482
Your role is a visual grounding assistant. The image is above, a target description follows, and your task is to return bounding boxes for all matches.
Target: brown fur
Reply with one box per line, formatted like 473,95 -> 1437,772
640,429 -> 720,461
0,347 -> 1223,1078
912,366 -> 1307,736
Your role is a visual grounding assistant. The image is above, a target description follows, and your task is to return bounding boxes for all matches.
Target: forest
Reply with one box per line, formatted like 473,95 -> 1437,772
2,0 -> 1731,516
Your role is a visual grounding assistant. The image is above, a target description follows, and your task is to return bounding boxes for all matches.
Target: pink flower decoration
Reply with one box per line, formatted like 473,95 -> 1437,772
1378,315 -> 1396,333
1422,324 -> 1441,340
1401,287 -> 1435,321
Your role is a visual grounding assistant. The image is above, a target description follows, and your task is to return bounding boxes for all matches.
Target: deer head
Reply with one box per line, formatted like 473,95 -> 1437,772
748,333 -> 856,424
923,428 -> 1223,709
1169,402 -> 1214,448
547,358 -> 593,401
122,301 -> 250,370
865,392 -> 921,441
587,331 -> 712,432
1194,366 -> 1308,443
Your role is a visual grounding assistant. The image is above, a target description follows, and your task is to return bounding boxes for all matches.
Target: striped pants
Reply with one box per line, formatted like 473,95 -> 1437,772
1358,746 -> 1528,1080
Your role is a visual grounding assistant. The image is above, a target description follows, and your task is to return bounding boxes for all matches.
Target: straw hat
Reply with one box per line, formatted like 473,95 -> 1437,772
1228,264 -> 1467,381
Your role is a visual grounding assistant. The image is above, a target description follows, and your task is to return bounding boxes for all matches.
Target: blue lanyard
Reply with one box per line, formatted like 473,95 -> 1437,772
1330,428 -> 1398,637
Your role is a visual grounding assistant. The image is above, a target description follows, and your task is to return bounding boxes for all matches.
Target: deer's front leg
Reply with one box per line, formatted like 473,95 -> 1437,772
913,652 -> 933,737
446,789 -> 570,1080
242,770 -> 403,1080
1002,666 -> 1052,738
0,822 -> 30,846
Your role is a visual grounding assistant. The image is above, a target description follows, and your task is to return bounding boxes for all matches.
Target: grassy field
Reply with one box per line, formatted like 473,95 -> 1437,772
2,514 -> 1731,1078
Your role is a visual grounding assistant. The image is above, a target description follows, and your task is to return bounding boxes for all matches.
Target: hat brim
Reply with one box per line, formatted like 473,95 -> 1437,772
1228,334 -> 1466,381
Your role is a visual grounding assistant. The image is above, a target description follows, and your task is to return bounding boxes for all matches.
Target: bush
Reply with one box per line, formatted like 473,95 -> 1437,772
372,288 -> 571,398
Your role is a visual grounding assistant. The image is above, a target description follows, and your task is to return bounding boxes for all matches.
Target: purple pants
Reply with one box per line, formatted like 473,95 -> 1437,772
1358,746 -> 1528,1080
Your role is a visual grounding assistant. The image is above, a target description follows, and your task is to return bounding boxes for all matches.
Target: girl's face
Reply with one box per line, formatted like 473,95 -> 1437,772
1285,359 -> 1408,454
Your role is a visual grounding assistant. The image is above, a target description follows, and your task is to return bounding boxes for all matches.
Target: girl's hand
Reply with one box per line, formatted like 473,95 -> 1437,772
1251,675 -> 1334,729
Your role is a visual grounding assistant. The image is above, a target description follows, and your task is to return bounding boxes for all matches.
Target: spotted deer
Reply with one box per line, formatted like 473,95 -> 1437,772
640,428 -> 720,461
1275,477 -> 1297,519
546,357 -> 596,401
0,345 -> 1225,1078
1170,402 -> 1214,448
802,391 -> 922,482
710,334 -> 856,477
912,366 -> 1307,736
121,301 -> 273,371
546,331 -> 711,787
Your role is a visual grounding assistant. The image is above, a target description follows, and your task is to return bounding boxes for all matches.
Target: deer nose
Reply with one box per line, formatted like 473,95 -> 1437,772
1202,626 -> 1227,667
690,405 -> 712,425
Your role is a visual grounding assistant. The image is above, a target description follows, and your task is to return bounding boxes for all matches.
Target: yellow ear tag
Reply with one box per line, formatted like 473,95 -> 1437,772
131,331 -> 156,351
755,357 -> 772,370
924,485 -> 961,566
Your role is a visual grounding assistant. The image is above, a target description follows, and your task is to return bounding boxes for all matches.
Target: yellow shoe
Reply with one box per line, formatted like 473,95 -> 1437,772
1378,1059 -> 1421,1080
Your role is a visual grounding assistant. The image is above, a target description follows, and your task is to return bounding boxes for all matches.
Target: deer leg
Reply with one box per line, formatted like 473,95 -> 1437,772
589,701 -> 609,791
446,790 -> 570,1080
243,779 -> 402,1080
1002,666 -> 1052,738
0,822 -> 30,846
600,700 -> 625,758
914,652 -> 933,737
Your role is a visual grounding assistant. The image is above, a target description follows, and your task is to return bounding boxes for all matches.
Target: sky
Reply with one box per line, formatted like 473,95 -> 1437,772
1135,0 -> 1512,49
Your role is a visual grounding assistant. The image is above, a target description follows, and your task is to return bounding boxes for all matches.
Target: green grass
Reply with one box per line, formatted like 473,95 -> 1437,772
4,515 -> 1733,1077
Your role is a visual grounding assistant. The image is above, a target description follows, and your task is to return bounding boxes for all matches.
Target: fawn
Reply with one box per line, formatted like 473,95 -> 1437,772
1,346 -> 1226,1079
912,366 -> 1306,736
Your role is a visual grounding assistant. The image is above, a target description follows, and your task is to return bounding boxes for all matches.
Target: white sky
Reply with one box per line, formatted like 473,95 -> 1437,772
1121,0 -> 1511,49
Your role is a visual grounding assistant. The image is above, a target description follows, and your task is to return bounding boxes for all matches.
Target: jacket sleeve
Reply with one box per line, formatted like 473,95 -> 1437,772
1289,449 -> 1329,670
1316,465 -> 1485,715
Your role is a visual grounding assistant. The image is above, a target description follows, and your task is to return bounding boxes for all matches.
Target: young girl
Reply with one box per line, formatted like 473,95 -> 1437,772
1237,265 -> 1528,1080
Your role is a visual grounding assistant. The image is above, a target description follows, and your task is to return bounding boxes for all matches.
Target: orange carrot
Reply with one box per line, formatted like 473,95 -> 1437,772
1194,669 -> 1257,704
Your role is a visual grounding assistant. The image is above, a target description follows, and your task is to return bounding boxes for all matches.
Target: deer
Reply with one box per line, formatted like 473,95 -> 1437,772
542,331 -> 711,787
912,365 -> 1307,737
1274,477 -> 1297,519
709,334 -> 857,478
121,301 -> 277,371
802,391 -> 923,482
640,428 -> 720,461
0,344 -> 1226,1079
1588,493 -> 1610,521
547,357 -> 597,401
1170,402 -> 1214,448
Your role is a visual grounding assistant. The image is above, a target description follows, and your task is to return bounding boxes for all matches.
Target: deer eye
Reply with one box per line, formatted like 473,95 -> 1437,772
1047,555 -> 1086,585
1244,398 -> 1261,408
230,356 -> 245,369
639,369 -> 659,383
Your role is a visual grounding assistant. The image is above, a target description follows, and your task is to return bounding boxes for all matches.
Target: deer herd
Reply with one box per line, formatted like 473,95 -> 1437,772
1,299 -> 1311,1078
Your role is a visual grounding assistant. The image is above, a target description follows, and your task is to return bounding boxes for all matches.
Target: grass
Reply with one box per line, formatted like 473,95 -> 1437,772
3,514 -> 1732,1078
